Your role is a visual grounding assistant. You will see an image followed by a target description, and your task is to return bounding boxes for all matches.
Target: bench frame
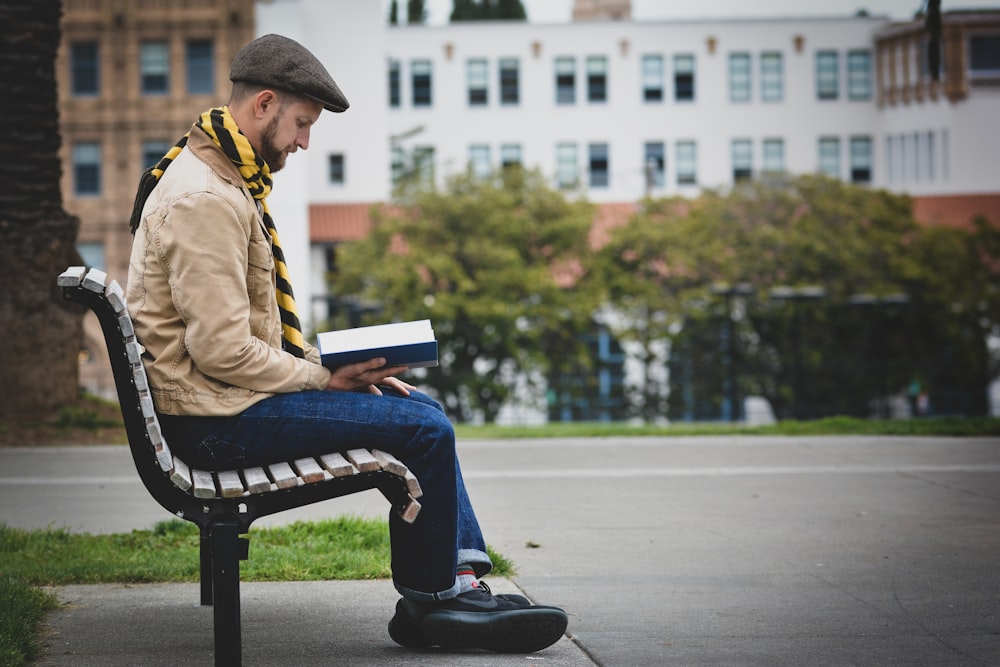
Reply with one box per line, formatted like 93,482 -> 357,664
59,266 -> 421,667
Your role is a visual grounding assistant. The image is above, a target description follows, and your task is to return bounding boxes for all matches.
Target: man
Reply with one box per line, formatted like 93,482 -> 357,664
127,34 -> 568,653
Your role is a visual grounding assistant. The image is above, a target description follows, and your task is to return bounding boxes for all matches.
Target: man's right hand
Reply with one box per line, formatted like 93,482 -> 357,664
325,357 -> 409,395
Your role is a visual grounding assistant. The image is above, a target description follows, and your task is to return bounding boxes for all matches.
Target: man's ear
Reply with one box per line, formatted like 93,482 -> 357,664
253,89 -> 279,119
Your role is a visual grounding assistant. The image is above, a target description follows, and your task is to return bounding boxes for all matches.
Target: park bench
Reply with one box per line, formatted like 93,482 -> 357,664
57,266 -> 423,667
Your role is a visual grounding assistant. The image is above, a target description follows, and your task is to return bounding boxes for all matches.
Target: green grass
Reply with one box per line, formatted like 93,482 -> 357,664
454,416 -> 1000,439
0,577 -> 59,667
0,518 -> 512,586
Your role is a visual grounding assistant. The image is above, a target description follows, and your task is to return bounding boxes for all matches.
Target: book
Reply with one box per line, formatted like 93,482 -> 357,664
316,319 -> 438,370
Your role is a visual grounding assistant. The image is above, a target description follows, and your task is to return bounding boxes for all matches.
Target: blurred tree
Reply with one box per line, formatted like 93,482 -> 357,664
0,0 -> 83,421
328,167 -> 598,423
599,176 -> 999,421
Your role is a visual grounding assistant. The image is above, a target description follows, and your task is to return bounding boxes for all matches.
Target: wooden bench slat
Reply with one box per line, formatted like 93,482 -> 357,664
82,268 -> 107,293
126,340 -> 143,365
371,449 -> 423,498
346,449 -> 380,473
57,266 -> 86,287
399,496 -> 421,524
268,462 -> 299,489
217,470 -> 245,498
170,457 -> 193,491
137,390 -> 155,419
293,457 -> 327,484
319,452 -> 357,477
192,468 -> 217,499
242,467 -> 272,494
105,280 -> 127,314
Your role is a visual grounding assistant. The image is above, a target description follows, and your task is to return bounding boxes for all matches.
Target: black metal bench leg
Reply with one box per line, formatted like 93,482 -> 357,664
201,526 -> 213,606
211,521 -> 242,667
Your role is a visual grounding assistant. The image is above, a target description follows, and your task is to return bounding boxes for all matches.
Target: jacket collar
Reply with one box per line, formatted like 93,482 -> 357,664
186,126 -> 246,189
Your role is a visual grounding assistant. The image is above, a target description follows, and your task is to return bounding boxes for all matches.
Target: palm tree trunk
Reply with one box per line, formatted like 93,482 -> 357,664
0,0 -> 84,421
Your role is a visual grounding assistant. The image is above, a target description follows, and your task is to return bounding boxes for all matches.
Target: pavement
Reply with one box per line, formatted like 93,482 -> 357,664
2,435 -> 1000,666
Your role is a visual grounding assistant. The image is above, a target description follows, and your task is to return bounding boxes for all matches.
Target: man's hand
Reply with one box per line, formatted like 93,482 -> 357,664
325,357 -> 413,396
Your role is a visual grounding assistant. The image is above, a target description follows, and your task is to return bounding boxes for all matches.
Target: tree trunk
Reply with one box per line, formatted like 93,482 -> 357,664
0,0 -> 84,421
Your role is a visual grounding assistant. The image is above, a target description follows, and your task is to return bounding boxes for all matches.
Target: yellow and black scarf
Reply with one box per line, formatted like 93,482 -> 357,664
129,106 -> 306,358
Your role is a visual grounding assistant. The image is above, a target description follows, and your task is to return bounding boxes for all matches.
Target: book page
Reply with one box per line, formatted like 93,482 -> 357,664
317,319 -> 434,353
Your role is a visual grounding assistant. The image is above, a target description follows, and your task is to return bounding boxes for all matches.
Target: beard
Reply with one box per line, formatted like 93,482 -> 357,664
257,114 -> 290,172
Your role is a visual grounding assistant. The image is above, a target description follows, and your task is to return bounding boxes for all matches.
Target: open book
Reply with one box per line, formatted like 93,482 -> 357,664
316,319 -> 438,370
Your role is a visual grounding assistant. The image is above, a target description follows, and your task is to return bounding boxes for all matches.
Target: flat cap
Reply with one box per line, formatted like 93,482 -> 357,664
230,34 -> 349,113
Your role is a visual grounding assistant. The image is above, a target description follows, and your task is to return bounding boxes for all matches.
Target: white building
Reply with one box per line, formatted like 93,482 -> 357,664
253,0 -> 1000,332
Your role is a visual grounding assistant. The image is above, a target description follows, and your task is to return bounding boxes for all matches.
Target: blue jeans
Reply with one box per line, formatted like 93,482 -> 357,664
158,389 -> 491,601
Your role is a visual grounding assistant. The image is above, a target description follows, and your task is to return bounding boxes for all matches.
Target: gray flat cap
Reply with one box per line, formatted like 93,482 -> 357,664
230,34 -> 349,113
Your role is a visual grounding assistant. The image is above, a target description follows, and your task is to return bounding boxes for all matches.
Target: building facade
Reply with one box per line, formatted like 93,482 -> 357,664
59,0 -> 1000,405
58,0 -> 255,396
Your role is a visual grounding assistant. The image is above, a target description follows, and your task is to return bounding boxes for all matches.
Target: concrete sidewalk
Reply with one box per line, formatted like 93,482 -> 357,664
4,435 -> 1000,666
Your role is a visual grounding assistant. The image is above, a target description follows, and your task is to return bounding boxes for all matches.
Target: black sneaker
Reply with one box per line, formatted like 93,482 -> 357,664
388,582 -> 568,653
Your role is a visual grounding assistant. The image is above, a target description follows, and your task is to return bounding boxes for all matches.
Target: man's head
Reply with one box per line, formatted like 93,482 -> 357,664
227,34 -> 348,171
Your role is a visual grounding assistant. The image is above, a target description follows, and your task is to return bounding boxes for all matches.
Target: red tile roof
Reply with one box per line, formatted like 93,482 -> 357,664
309,194 -> 1000,246
911,194 -> 1000,229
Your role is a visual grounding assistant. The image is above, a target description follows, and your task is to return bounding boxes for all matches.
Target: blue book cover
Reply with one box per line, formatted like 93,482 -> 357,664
317,320 -> 438,370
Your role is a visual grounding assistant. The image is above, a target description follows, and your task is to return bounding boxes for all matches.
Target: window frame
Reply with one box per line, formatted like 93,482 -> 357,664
760,51 -> 783,102
411,59 -> 433,107
588,142 -> 609,188
555,56 -> 576,105
675,140 -> 697,186
328,153 -> 345,185
642,54 -> 664,102
140,40 -> 170,95
847,49 -> 872,100
729,52 -> 752,103
556,142 -> 578,189
818,136 -> 841,178
816,50 -> 840,101
499,57 -> 519,105
185,39 -> 214,95
849,136 -> 872,184
72,142 -> 102,196
731,138 -> 753,183
70,41 -> 100,97
467,58 -> 489,107
674,54 -> 695,101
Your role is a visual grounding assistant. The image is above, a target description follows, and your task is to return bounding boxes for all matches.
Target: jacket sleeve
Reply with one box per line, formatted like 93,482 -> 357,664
153,190 -> 331,393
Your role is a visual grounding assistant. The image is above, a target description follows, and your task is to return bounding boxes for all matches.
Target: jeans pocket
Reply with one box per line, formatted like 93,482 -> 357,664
198,435 -> 247,470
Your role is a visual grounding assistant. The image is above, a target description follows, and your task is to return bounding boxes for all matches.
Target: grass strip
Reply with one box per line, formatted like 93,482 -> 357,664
0,517 -> 513,586
0,577 -> 59,667
455,416 -> 1000,439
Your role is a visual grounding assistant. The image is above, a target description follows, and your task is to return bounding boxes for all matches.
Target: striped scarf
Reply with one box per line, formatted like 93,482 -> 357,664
129,106 -> 306,358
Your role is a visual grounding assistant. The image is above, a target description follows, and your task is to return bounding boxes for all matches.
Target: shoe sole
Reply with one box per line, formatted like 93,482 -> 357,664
420,607 -> 568,653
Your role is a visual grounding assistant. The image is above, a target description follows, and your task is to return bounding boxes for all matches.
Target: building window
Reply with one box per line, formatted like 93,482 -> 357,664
762,138 -> 784,174
413,146 -> 435,185
467,58 -> 488,106
186,40 -> 213,95
642,55 -> 663,102
587,56 -> 608,103
556,142 -> 578,189
849,136 -> 872,184
731,139 -> 752,183
77,241 -> 105,271
885,136 -> 894,184
674,54 -> 695,101
499,58 -> 519,105
818,136 -> 841,178
925,131 -> 935,182
644,141 -> 665,188
760,52 -> 783,102
469,144 -> 491,178
969,34 -> 1000,82
391,146 -> 406,187
388,59 -> 401,108
589,143 -> 609,187
142,140 -> 171,169
676,140 -> 697,185
70,41 -> 99,96
729,53 -> 751,102
73,142 -> 101,196
500,143 -> 522,169
816,50 -> 839,100
412,59 -> 432,107
328,153 -> 345,184
847,50 -> 872,100
140,41 -> 170,95
555,56 -> 576,105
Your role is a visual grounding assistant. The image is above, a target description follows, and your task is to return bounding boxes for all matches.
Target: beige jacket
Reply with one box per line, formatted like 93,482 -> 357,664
127,128 -> 331,416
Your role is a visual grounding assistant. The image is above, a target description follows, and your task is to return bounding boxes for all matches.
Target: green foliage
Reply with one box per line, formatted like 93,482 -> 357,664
329,167 -> 600,422
595,176 -> 1000,421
